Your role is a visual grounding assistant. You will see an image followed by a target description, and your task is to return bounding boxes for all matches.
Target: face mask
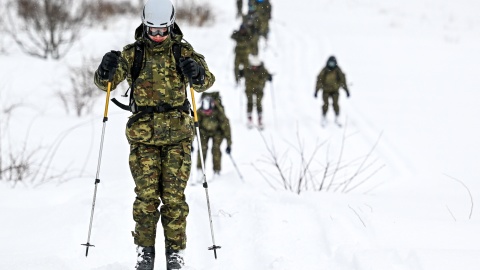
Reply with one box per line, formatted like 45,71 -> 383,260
327,61 -> 336,68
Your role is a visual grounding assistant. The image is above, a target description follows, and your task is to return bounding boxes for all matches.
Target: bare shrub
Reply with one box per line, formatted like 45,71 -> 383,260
0,93 -> 86,187
56,57 -> 103,116
1,134 -> 41,186
87,0 -> 138,23
175,0 -> 215,27
0,6 -> 8,55
4,0 -> 91,59
253,124 -> 385,194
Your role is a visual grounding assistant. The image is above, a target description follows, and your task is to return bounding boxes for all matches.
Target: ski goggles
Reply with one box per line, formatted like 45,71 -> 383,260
146,26 -> 170,37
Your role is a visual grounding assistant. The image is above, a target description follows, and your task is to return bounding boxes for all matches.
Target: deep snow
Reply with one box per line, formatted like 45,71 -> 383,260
1,0 -> 479,269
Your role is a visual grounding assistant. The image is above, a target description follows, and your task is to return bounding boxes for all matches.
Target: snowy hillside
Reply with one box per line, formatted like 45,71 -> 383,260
1,0 -> 480,269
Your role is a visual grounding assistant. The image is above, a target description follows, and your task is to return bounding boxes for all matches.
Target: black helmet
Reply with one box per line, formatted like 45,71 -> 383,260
326,56 -> 337,69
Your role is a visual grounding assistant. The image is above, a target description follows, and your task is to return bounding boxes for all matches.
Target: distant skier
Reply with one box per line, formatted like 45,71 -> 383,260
242,7 -> 261,55
249,0 -> 272,39
231,23 -> 254,85
314,56 -> 350,126
236,0 -> 243,17
196,92 -> 232,177
239,54 -> 272,129
93,0 -> 215,269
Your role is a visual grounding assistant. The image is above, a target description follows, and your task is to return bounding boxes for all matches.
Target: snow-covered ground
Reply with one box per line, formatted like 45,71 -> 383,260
1,0 -> 480,269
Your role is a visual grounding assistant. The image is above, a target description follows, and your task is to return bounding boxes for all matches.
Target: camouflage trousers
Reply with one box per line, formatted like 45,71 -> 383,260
129,140 -> 192,250
258,19 -> 270,39
196,132 -> 224,172
245,87 -> 264,114
322,91 -> 340,116
249,35 -> 259,55
234,52 -> 249,83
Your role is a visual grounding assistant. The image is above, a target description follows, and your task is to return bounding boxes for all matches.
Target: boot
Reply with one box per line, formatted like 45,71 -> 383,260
166,249 -> 185,270
135,246 -> 155,270
247,113 -> 253,129
321,114 -> 327,127
257,114 -> 264,130
334,115 -> 341,126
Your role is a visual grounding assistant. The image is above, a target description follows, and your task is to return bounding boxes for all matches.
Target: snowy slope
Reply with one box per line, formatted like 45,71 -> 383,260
1,0 -> 480,269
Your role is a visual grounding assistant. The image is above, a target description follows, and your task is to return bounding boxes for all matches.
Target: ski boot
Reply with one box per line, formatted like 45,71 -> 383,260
166,249 -> 185,270
321,115 -> 327,127
135,246 -> 155,270
212,170 -> 221,180
258,114 -> 264,130
334,115 -> 342,127
247,114 -> 254,129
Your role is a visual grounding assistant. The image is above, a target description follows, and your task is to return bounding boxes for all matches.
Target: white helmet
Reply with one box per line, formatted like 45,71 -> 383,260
141,0 -> 176,28
248,54 -> 262,66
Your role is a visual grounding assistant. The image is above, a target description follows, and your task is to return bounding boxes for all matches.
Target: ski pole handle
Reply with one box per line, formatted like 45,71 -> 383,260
188,77 -> 199,123
102,68 -> 116,122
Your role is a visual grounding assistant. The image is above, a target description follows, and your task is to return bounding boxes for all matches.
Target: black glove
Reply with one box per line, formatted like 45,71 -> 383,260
179,58 -> 200,78
314,91 -> 318,98
226,146 -> 231,154
345,89 -> 350,98
98,50 -> 120,80
267,74 -> 273,81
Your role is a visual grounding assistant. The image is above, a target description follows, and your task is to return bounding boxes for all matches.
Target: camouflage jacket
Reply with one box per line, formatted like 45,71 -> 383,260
251,0 -> 271,20
197,107 -> 232,146
244,64 -> 271,92
315,66 -> 348,94
231,30 -> 254,55
95,24 -> 214,107
242,12 -> 261,35
94,24 -> 215,146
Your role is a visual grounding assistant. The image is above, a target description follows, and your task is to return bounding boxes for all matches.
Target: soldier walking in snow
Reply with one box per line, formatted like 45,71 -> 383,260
249,0 -> 272,39
242,7 -> 261,55
231,23 -> 254,85
196,92 -> 232,176
314,56 -> 350,126
239,54 -> 272,129
93,0 -> 215,269
236,0 -> 243,17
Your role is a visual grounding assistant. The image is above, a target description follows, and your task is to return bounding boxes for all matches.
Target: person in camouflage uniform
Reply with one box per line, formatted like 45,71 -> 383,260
239,55 -> 272,129
314,56 -> 350,126
94,0 -> 215,269
249,0 -> 272,39
242,8 -> 261,55
196,92 -> 232,175
231,24 -> 254,84
236,0 -> 243,17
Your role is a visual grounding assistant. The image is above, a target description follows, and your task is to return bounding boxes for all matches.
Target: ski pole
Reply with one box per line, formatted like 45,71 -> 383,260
81,65 -> 116,257
188,77 -> 221,259
227,153 -> 244,182
269,80 -> 276,125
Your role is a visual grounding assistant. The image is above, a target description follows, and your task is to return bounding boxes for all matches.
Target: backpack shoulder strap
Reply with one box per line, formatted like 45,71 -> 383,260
173,42 -> 182,63
131,41 -> 145,83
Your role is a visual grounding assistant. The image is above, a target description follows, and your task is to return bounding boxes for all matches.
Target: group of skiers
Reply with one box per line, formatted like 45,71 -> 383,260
232,0 -> 273,129
90,0 -> 350,269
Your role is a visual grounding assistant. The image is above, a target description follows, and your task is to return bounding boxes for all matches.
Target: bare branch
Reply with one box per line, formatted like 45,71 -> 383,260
443,173 -> 474,219
348,205 -> 366,228
340,131 -> 383,192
